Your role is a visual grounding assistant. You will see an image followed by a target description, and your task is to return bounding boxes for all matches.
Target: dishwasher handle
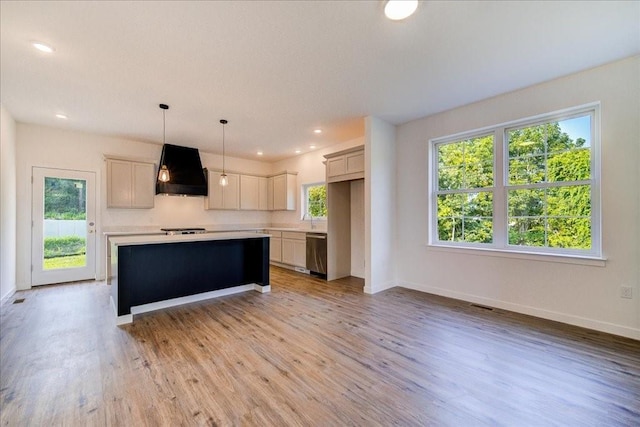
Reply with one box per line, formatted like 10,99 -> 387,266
306,234 -> 326,239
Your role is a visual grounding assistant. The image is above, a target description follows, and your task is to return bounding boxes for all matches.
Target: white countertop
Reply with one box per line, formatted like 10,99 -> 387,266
109,231 -> 270,246
264,227 -> 326,233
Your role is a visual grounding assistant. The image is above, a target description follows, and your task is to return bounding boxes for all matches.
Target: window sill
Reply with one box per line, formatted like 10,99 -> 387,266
426,244 -> 607,267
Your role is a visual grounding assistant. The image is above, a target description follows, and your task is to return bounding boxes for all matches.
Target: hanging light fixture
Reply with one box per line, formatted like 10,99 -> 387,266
158,104 -> 170,183
219,119 -> 228,186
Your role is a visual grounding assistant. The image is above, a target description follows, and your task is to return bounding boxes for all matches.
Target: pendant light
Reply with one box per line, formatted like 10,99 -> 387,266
158,104 -> 170,183
219,119 -> 228,186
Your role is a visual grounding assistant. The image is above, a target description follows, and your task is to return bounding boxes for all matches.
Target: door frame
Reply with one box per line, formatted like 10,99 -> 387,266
31,167 -> 97,286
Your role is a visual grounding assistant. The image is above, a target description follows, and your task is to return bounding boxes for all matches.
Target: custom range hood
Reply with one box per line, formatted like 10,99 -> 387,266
155,143 -> 208,196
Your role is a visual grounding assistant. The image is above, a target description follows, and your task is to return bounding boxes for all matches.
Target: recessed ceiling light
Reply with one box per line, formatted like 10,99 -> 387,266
257,151 -> 263,156
313,129 -> 322,134
32,41 -> 55,53
384,0 -> 418,21
295,150 -> 301,154
309,145 -> 316,149
55,113 -> 68,119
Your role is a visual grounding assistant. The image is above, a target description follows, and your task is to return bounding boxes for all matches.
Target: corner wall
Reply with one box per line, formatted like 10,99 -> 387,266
0,105 -> 17,302
395,56 -> 640,339
365,116 -> 397,294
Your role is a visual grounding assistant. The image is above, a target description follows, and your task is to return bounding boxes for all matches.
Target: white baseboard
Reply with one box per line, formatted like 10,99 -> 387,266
0,287 -> 17,305
114,283 -> 270,325
364,279 -> 396,295
398,280 -> 640,341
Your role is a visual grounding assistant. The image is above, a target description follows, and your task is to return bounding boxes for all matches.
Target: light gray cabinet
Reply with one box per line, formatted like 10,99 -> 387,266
106,157 -> 155,209
205,170 -> 239,210
325,146 -> 364,183
281,231 -> 306,268
272,172 -> 297,211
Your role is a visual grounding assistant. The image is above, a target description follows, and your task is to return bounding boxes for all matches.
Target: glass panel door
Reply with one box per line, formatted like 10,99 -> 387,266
32,168 -> 96,285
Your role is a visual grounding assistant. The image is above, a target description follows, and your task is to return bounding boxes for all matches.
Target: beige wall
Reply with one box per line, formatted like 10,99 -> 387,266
395,56 -> 640,339
0,105 -> 17,302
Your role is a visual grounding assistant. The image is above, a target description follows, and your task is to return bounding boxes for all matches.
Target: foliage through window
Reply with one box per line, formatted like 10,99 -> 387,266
431,105 -> 599,257
303,183 -> 327,218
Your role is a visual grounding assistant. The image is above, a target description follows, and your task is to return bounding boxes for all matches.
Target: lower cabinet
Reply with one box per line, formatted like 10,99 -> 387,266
269,231 -> 282,262
268,230 -> 306,268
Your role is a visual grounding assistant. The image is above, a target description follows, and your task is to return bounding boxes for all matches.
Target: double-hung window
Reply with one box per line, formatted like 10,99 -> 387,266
302,182 -> 327,219
430,104 -> 600,258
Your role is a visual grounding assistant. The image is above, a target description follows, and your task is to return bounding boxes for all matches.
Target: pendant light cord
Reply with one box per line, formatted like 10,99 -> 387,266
222,121 -> 225,173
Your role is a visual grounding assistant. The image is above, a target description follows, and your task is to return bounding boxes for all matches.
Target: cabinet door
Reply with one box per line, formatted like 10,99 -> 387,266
273,174 -> 286,210
132,162 -> 155,208
345,151 -> 365,174
293,239 -> 306,268
205,170 -> 224,209
267,177 -> 274,210
281,238 -> 295,265
327,156 -> 346,178
240,175 -> 259,210
107,159 -> 132,208
223,173 -> 240,209
258,177 -> 269,210
270,237 -> 282,262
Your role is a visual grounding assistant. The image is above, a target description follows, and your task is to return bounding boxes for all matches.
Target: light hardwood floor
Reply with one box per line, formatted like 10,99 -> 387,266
1,267 -> 639,426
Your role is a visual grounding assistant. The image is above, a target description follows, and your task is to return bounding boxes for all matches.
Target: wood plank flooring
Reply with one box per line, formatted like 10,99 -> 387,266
1,267 -> 639,426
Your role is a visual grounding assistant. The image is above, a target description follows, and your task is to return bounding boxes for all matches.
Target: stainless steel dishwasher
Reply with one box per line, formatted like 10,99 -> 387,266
306,232 -> 327,278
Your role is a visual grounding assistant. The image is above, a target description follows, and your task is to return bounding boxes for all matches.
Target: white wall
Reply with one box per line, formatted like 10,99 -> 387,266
0,105 -> 17,302
395,56 -> 640,339
270,137 -> 364,229
365,116 -> 397,294
15,123 -> 272,288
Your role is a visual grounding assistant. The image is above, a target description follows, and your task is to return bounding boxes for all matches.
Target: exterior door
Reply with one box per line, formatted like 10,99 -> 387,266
31,167 -> 96,285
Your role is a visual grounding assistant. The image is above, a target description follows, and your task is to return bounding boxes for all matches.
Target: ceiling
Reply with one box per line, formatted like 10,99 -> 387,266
1,1 -> 638,162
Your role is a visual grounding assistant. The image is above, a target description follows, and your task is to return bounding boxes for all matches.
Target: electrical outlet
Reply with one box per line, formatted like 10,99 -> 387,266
620,286 -> 633,299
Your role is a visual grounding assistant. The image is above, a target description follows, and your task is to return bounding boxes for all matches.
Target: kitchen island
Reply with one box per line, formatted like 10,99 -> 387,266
110,232 -> 270,324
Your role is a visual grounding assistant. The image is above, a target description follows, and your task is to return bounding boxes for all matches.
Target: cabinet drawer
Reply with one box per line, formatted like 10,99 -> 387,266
267,230 -> 282,238
282,231 -> 306,240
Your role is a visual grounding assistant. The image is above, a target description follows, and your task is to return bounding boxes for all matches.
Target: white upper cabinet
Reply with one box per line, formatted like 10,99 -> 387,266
324,146 -> 364,183
205,170 -> 296,211
258,177 -> 269,211
240,175 -> 260,210
106,157 -> 155,209
205,169 -> 239,210
272,172 -> 297,211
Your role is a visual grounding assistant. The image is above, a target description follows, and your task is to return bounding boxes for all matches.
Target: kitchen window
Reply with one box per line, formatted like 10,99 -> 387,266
430,103 -> 601,258
302,183 -> 327,219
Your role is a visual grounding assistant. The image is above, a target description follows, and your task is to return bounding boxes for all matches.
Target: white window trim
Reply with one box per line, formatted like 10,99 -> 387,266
301,182 -> 327,220
428,102 -> 602,261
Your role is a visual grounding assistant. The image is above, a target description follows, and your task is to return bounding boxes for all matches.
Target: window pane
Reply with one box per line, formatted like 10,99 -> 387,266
509,156 -> 545,185
547,185 -> 591,217
437,193 -> 492,244
43,177 -> 87,270
508,218 -> 545,247
462,218 -> 493,243
547,149 -> 590,182
438,136 -> 493,190
508,125 -> 545,157
438,166 -> 463,190
438,142 -> 464,168
438,217 -> 462,241
508,189 -> 544,217
464,192 -> 493,217
554,115 -> 591,152
548,218 -> 591,249
306,184 -> 327,217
